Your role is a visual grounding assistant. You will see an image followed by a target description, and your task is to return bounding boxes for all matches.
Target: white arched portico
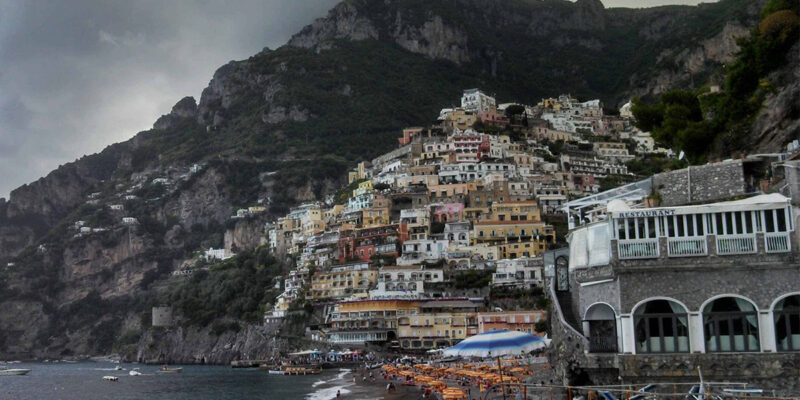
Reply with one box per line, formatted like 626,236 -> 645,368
701,294 -> 761,353
772,292 -> 800,352
631,297 -> 691,354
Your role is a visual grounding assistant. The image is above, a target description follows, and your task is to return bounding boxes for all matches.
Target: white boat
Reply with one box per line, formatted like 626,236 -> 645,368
115,365 -> 124,371
102,375 -> 118,381
129,370 -> 142,376
0,368 -> 31,376
268,370 -> 284,375
157,366 -> 182,373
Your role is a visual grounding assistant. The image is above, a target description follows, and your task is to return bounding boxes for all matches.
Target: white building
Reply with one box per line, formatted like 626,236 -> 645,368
204,248 -> 233,261
397,239 -> 450,265
370,265 -> 444,299
491,258 -> 543,289
461,88 -> 496,113
121,217 -> 138,225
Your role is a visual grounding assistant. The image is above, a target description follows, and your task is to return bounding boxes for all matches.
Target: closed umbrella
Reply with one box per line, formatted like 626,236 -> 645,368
442,329 -> 550,358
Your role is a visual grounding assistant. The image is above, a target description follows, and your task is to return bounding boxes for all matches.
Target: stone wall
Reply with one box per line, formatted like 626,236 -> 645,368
616,353 -> 800,396
615,250 -> 799,312
653,161 -> 747,206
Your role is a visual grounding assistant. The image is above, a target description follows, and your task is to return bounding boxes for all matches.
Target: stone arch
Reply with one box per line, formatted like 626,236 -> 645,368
772,292 -> 800,351
632,296 -> 691,315
699,293 -> 759,314
702,295 -> 760,352
633,297 -> 690,353
583,303 -> 617,353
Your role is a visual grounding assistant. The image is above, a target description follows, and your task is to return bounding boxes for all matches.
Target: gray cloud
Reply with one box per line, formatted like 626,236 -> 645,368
0,0 -> 338,198
0,0 -> 717,198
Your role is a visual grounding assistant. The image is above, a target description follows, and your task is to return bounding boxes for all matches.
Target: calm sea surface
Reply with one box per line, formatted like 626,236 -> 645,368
0,361 -> 364,400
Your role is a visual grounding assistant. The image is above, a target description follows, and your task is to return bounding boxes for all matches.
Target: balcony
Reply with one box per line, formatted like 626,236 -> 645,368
716,234 -> 757,255
618,238 -> 659,259
765,232 -> 791,253
667,236 -> 707,257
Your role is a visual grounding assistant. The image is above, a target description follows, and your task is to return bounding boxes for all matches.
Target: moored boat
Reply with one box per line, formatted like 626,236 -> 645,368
0,368 -> 31,376
157,366 -> 183,373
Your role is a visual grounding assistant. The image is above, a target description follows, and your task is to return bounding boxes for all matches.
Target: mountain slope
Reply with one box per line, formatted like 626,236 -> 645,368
0,0 -> 782,359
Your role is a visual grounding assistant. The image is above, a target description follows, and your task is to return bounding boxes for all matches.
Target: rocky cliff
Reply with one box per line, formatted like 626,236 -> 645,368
0,0 -> 794,362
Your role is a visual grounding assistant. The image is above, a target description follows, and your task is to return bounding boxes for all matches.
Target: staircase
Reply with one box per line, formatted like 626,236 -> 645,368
555,290 -> 582,332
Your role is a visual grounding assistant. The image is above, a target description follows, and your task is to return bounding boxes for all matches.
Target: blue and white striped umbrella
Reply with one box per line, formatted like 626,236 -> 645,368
442,330 -> 550,358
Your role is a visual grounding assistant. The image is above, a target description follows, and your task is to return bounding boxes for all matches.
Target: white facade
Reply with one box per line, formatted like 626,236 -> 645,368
204,248 -> 233,261
398,239 -> 450,265
461,88 -> 496,113
491,258 -> 543,288
370,266 -> 444,299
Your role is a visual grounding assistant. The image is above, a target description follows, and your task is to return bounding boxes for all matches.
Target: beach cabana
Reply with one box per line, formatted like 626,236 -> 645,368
442,329 -> 550,358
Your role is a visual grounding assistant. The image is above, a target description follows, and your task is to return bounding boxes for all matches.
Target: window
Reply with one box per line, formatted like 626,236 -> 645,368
773,295 -> 800,352
703,297 -> 760,352
634,300 -> 689,353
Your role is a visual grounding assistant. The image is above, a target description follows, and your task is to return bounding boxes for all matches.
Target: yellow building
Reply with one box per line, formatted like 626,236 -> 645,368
473,220 -> 553,243
496,239 -> 549,259
328,299 -> 421,344
490,200 -> 542,222
463,207 -> 490,223
441,109 -> 477,131
397,312 -> 478,349
427,183 -> 478,199
310,267 -> 378,300
362,206 -> 390,227
323,205 -> 345,223
352,180 -> 373,197
348,161 -> 371,184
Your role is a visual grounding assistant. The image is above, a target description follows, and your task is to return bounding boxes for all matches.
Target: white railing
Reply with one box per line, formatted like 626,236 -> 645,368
667,237 -> 708,257
765,232 -> 791,253
618,238 -> 659,259
716,234 -> 757,255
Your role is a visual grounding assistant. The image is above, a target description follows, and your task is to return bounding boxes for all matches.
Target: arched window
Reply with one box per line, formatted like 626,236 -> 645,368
773,294 -> 800,352
584,303 -> 617,353
634,299 -> 689,353
703,297 -> 759,352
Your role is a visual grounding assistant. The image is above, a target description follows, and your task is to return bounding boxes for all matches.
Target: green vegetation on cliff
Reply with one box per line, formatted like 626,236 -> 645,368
632,0 -> 799,161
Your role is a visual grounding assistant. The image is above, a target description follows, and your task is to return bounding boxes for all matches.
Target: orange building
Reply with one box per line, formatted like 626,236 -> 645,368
477,310 -> 547,336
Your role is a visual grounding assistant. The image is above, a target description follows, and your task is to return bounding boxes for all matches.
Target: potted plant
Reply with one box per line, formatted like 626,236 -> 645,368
644,190 -> 662,208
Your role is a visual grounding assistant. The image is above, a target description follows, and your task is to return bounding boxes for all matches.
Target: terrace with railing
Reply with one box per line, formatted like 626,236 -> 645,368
569,194 -> 795,267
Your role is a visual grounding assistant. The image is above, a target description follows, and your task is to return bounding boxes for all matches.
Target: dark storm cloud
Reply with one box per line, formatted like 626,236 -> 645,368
0,0 -> 338,198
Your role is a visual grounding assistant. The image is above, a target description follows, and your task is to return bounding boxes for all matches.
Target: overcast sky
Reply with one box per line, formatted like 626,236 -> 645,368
0,0 -> 717,198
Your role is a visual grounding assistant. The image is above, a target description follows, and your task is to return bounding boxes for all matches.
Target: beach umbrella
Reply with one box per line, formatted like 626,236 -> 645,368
442,330 -> 550,358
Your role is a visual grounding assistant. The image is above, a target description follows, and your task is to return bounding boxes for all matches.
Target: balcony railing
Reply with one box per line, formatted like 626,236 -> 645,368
765,232 -> 791,253
667,236 -> 707,257
618,238 -> 659,259
716,234 -> 757,255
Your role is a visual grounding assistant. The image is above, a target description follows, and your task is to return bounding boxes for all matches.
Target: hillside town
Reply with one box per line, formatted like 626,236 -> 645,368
244,88 -> 800,391
252,90 -> 641,347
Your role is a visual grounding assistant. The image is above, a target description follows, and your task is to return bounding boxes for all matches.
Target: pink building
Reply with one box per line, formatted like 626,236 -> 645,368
429,203 -> 464,223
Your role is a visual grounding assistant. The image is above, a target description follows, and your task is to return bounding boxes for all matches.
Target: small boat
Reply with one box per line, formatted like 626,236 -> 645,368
102,375 -> 118,381
129,370 -> 142,376
157,366 -> 183,373
0,368 -> 31,376
268,369 -> 284,375
114,365 -> 124,371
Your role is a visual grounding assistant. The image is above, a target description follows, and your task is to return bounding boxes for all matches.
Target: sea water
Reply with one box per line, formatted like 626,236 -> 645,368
0,362 -> 361,400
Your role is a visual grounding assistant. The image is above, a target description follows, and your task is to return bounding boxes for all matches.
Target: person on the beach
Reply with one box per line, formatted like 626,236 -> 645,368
336,389 -> 341,398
